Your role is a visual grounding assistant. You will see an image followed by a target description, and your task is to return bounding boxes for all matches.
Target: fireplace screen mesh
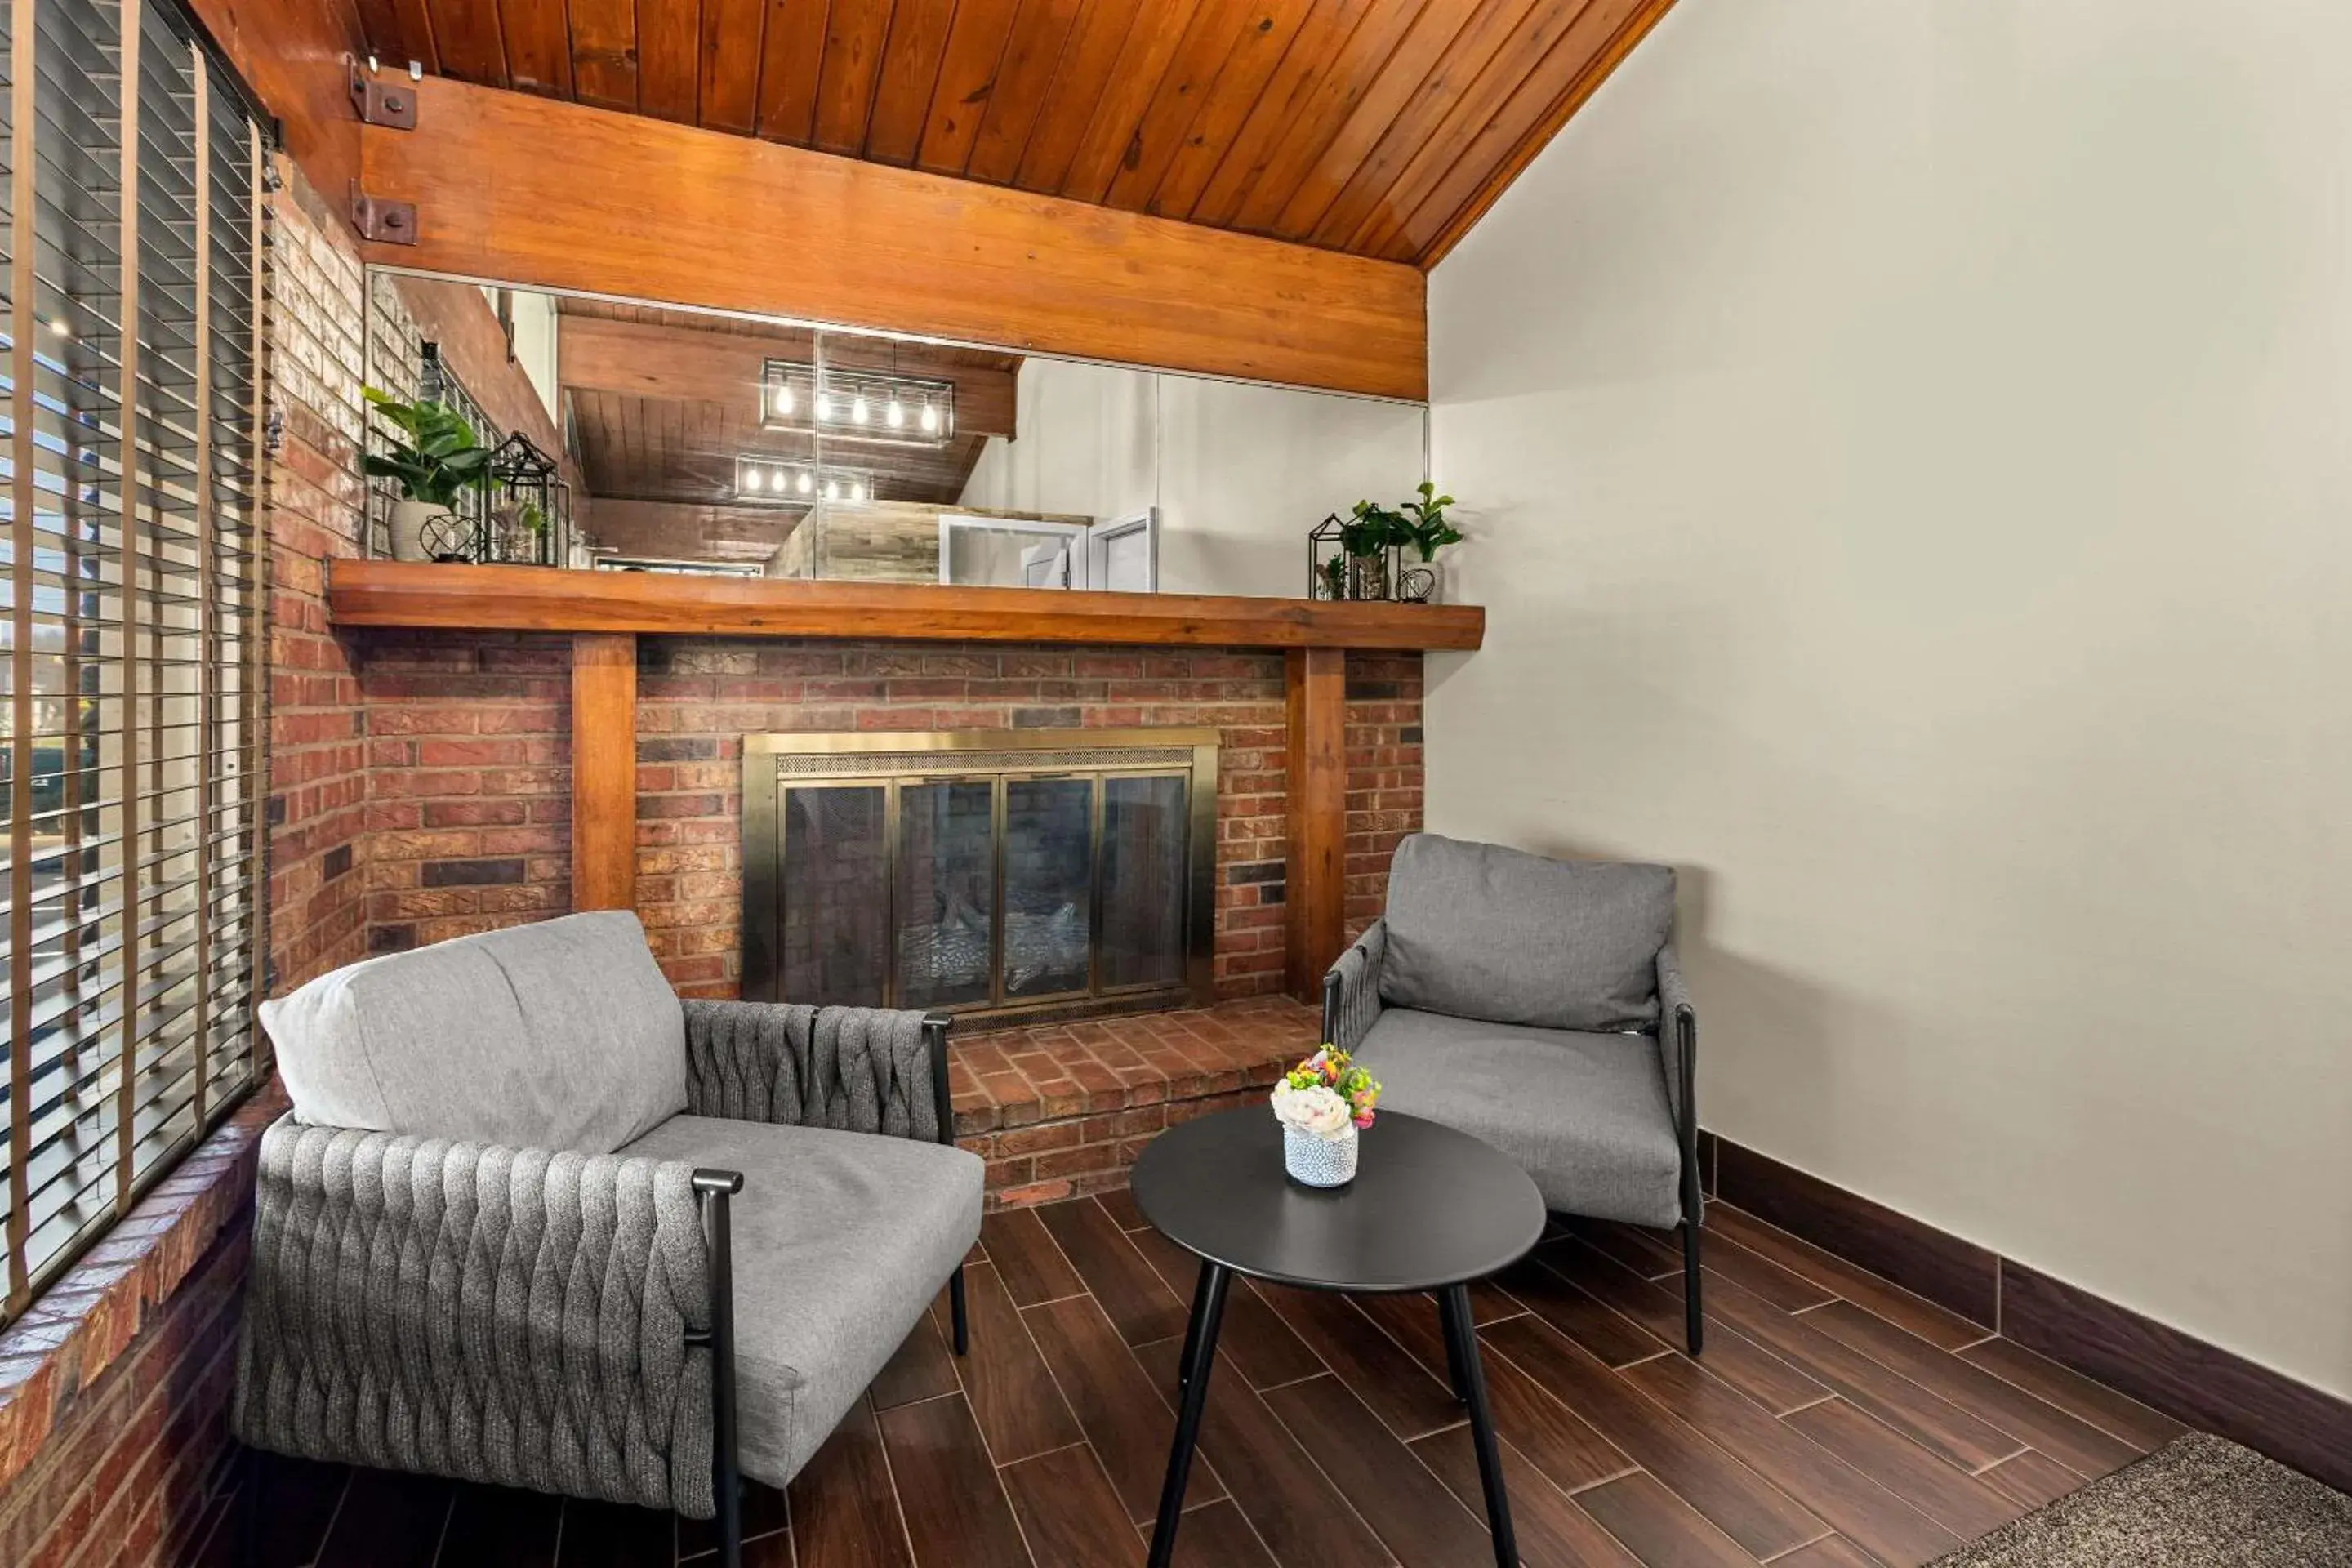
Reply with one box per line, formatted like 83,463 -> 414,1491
744,730 -> 1218,1018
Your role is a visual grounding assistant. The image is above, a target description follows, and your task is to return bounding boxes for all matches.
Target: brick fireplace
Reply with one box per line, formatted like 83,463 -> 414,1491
359,633 -> 1425,997
337,564 -> 1469,1205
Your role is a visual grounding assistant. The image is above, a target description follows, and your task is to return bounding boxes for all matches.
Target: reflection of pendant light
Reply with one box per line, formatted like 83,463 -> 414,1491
796,470 -> 813,495
774,383 -> 795,416
920,400 -> 940,434
850,394 -> 869,425
825,479 -> 840,500
886,398 -> 904,428
850,481 -> 866,501
742,467 -> 764,491
814,390 -> 833,421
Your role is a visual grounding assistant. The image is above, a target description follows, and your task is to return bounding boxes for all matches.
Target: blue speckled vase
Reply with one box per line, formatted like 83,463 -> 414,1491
1283,1122 -> 1359,1187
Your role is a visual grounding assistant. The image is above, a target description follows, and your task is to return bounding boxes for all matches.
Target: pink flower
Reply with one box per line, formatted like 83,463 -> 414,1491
1272,1082 -> 1352,1139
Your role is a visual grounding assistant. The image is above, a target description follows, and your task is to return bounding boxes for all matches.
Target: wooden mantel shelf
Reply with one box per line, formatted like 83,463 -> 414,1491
327,561 -> 1485,652
332,559 -> 1466,1003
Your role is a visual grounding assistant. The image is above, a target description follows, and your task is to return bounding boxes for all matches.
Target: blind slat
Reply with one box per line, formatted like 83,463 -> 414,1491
2,0 -> 265,1322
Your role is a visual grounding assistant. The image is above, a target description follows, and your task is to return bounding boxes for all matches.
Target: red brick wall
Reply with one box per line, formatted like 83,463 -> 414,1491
356,635 -> 1425,997
265,170 -> 372,996
0,1094 -> 282,1568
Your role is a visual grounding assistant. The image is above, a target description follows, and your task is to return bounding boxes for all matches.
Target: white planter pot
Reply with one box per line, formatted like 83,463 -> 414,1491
1283,1121 -> 1359,1187
388,500 -> 442,562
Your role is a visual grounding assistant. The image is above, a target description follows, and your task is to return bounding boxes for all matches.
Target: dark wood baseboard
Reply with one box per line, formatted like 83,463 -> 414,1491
1998,1260 -> 2352,1494
1715,1138 -> 2001,1328
1706,1134 -> 2352,1496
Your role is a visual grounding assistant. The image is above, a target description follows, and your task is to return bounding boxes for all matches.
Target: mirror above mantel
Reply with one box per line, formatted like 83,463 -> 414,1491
361,268 -> 1432,604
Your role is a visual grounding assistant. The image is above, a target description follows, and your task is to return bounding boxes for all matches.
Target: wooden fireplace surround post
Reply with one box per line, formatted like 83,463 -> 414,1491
330,563 -> 1484,1000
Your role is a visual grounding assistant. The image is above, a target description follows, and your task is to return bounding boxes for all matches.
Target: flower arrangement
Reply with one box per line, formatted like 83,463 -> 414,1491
1272,1046 -> 1380,1187
1271,1046 -> 1381,1139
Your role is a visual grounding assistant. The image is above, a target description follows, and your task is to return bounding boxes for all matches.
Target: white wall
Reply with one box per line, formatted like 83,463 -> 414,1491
1428,0 -> 2352,1398
961,358 -> 1428,597
960,358 -> 1156,522
484,286 -> 561,425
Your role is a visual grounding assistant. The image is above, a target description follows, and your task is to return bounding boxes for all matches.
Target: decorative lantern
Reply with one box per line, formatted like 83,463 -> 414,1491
1307,514 -> 1350,600
1306,508 -> 1400,600
483,431 -> 570,566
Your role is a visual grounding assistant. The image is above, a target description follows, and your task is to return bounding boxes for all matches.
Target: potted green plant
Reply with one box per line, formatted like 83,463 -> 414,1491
1343,499 -> 1409,599
1397,481 -> 1461,603
363,386 -> 494,561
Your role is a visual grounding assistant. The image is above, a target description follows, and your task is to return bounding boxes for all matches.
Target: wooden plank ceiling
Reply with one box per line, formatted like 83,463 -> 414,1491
555,297 -> 1022,560
352,0 -> 1675,268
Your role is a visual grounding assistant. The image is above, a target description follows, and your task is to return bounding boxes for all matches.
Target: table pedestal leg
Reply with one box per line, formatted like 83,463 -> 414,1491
1147,1261 -> 1232,1568
1440,1289 -> 1470,1400
1440,1283 -> 1518,1568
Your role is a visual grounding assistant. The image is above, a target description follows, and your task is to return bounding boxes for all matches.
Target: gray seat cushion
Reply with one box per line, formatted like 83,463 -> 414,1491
621,1114 -> 984,1488
260,910 -> 688,1155
1379,833 -> 1675,1033
1354,1008 -> 1683,1227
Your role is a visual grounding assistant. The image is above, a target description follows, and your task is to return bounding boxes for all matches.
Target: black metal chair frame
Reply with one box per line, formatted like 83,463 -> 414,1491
242,1013 -> 969,1568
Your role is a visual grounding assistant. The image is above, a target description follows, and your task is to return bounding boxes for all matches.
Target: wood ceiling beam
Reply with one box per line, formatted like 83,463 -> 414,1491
359,75 -> 1427,400
557,316 -> 1018,438
186,0 -> 363,204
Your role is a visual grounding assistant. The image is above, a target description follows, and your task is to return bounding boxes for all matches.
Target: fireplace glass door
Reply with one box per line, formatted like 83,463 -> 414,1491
1003,777 -> 1095,1000
779,784 -> 889,1006
747,731 -> 1218,1018
895,780 -> 996,1009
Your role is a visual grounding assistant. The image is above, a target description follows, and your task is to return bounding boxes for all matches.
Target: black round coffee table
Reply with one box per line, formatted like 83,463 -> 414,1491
1129,1108 -> 1546,1568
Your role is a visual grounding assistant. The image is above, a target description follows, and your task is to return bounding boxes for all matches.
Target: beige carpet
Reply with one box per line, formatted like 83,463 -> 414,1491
1932,1432 -> 2352,1566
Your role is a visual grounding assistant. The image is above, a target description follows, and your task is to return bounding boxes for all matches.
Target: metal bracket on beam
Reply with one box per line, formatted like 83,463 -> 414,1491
351,190 -> 418,245
348,58 -> 420,129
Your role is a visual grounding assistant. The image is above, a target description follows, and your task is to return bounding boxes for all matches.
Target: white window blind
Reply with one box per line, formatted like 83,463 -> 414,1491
0,0 -> 267,1321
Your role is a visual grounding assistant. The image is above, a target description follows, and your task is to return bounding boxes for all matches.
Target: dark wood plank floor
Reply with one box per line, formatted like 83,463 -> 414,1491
204,1197 -> 2189,1568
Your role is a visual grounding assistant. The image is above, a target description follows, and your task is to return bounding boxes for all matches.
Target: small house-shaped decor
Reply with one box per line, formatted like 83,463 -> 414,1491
483,431 -> 571,565
1307,509 -> 1399,600
1307,513 -> 1352,599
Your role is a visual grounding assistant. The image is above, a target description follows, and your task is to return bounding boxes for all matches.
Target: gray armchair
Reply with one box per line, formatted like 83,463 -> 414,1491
1325,833 -> 1704,1353
234,911 -> 982,1566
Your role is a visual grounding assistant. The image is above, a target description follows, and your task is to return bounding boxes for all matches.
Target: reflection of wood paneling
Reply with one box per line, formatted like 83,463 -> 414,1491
329,560 -> 1488,650
350,0 -> 1676,269
557,314 -> 1018,436
564,389 -> 991,508
581,498 -> 800,564
357,76 -> 1426,399
769,502 -> 941,585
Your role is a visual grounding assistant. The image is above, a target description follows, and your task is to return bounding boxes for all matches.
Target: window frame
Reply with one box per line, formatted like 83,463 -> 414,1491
1,0 -> 273,1325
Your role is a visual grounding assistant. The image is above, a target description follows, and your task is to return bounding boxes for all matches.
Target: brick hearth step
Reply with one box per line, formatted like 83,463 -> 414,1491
948,996 -> 1321,1208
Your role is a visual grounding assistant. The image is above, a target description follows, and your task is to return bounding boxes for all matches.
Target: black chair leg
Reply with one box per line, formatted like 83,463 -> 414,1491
1683,1218 -> 1704,1356
236,1445 -> 264,1568
696,1170 -> 746,1568
949,1263 -> 970,1356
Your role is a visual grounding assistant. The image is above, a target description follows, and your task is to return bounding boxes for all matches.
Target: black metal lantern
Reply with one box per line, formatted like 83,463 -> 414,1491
1307,513 -> 1350,599
1307,509 -> 1400,600
483,431 -> 571,566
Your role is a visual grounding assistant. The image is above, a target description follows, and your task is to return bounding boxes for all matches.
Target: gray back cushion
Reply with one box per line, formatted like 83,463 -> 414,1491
1379,834 -> 1674,1032
260,910 -> 688,1154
